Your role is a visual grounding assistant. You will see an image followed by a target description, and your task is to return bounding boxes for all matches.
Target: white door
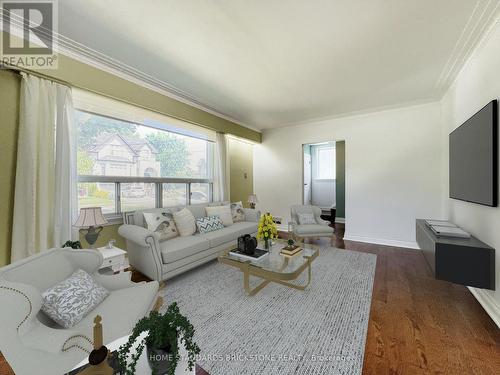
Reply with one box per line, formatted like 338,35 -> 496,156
303,153 -> 312,204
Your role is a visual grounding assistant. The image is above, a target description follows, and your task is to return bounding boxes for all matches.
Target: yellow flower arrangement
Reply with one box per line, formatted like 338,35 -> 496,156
257,212 -> 278,246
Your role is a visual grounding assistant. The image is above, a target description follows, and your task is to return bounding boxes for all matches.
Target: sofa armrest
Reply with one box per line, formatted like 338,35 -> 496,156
118,224 -> 159,247
0,280 -> 42,335
22,324 -> 93,354
93,271 -> 136,291
243,208 -> 261,222
118,225 -> 163,282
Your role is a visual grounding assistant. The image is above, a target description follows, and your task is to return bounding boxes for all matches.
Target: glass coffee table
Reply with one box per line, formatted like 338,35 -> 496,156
218,239 -> 319,296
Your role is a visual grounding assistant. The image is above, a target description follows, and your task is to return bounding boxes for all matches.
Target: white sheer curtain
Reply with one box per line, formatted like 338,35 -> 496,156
213,132 -> 230,202
11,73 -> 77,262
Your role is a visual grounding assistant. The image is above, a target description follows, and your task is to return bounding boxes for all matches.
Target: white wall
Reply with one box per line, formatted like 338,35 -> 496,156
441,19 -> 500,327
254,102 -> 444,248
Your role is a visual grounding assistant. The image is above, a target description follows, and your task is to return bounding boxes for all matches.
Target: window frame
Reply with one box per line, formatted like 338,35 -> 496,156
78,175 -> 213,222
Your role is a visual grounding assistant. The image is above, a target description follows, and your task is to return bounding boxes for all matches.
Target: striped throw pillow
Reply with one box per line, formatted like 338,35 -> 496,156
196,216 -> 224,234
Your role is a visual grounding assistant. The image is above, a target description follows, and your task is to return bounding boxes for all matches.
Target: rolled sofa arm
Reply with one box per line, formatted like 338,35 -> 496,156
243,208 -> 261,222
118,224 -> 158,247
118,225 -> 163,282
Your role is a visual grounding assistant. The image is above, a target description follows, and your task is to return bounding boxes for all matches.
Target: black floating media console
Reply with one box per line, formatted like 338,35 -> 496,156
416,219 -> 495,290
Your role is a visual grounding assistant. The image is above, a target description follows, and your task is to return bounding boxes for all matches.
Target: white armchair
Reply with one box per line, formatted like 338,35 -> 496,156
290,205 -> 334,243
0,248 -> 159,375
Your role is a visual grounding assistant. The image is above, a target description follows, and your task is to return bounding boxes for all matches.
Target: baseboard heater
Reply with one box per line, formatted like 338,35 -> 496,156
415,219 -> 495,290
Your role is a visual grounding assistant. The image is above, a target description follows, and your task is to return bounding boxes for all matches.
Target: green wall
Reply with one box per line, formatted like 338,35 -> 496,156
336,141 -> 346,219
0,70 -> 20,266
78,224 -> 126,249
229,138 -> 254,207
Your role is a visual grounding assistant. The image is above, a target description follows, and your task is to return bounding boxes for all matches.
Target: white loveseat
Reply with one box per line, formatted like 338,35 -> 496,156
0,248 -> 159,375
119,202 -> 260,281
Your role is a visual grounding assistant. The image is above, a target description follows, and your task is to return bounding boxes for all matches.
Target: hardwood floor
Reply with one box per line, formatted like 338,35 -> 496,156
1,240 -> 499,375
351,240 -> 500,375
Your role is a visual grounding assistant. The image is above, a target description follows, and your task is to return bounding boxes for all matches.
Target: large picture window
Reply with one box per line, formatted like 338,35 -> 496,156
75,93 -> 215,218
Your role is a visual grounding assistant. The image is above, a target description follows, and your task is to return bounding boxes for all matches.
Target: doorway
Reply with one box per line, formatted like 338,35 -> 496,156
302,141 -> 346,247
302,142 -> 336,209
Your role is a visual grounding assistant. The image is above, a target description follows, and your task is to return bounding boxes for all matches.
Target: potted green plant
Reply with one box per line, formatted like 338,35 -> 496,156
117,302 -> 200,375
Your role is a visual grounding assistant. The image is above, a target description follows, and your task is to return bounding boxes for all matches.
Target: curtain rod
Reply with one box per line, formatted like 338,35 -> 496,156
1,63 -> 71,87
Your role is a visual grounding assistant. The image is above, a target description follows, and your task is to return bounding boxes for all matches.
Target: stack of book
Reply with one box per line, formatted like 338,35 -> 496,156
424,219 -> 471,238
280,245 -> 302,256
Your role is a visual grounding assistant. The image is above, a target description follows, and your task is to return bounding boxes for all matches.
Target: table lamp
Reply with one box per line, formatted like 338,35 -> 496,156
248,194 -> 258,209
74,207 -> 108,248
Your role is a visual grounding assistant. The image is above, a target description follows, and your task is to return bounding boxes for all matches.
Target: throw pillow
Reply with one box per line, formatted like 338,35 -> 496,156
41,269 -> 109,328
196,216 -> 224,234
230,201 -> 245,222
298,213 -> 317,225
143,211 -> 178,241
173,208 -> 196,236
205,205 -> 233,226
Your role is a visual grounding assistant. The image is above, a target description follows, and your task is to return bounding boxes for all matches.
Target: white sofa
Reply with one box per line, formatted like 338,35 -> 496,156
119,202 -> 260,281
0,248 -> 159,375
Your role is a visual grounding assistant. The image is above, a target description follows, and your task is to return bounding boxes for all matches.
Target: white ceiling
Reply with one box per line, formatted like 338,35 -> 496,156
58,0 -> 500,130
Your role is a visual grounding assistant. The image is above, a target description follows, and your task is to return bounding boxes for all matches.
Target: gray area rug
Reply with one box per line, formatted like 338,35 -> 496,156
161,247 -> 377,375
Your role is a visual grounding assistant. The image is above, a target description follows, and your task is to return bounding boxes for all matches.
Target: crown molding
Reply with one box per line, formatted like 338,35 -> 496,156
267,98 -> 440,130
52,34 -> 262,133
435,0 -> 500,94
0,11 -> 260,132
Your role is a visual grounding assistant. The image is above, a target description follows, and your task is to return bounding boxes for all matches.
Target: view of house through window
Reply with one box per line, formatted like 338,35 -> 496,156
76,110 -> 214,215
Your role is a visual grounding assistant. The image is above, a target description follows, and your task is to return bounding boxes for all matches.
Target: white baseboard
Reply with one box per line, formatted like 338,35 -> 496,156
335,217 -> 345,224
468,287 -> 500,328
343,234 -> 419,250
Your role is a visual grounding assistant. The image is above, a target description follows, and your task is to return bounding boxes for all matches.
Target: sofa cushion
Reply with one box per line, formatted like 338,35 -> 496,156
196,216 -> 224,234
205,205 -> 233,226
160,236 -> 210,264
294,224 -> 334,236
73,281 -> 158,344
186,204 -> 208,219
143,211 -> 178,241
41,269 -> 109,328
231,221 -> 259,236
173,208 -> 197,237
197,225 -> 242,247
230,201 -> 245,222
298,213 -> 317,225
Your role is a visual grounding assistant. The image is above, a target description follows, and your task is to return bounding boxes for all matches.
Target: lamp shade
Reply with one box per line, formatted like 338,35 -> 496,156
247,194 -> 258,204
74,207 -> 108,227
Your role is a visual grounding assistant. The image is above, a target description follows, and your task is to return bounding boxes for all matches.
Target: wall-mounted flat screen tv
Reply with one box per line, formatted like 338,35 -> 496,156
449,100 -> 498,207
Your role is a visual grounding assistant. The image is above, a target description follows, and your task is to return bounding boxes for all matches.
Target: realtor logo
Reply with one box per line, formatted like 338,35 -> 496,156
1,0 -> 58,68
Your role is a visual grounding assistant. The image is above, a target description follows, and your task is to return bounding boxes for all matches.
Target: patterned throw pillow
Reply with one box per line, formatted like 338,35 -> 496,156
42,269 -> 109,328
173,208 -> 197,236
205,205 -> 233,226
196,216 -> 224,234
143,211 -> 178,241
297,213 -> 317,225
230,201 -> 245,222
